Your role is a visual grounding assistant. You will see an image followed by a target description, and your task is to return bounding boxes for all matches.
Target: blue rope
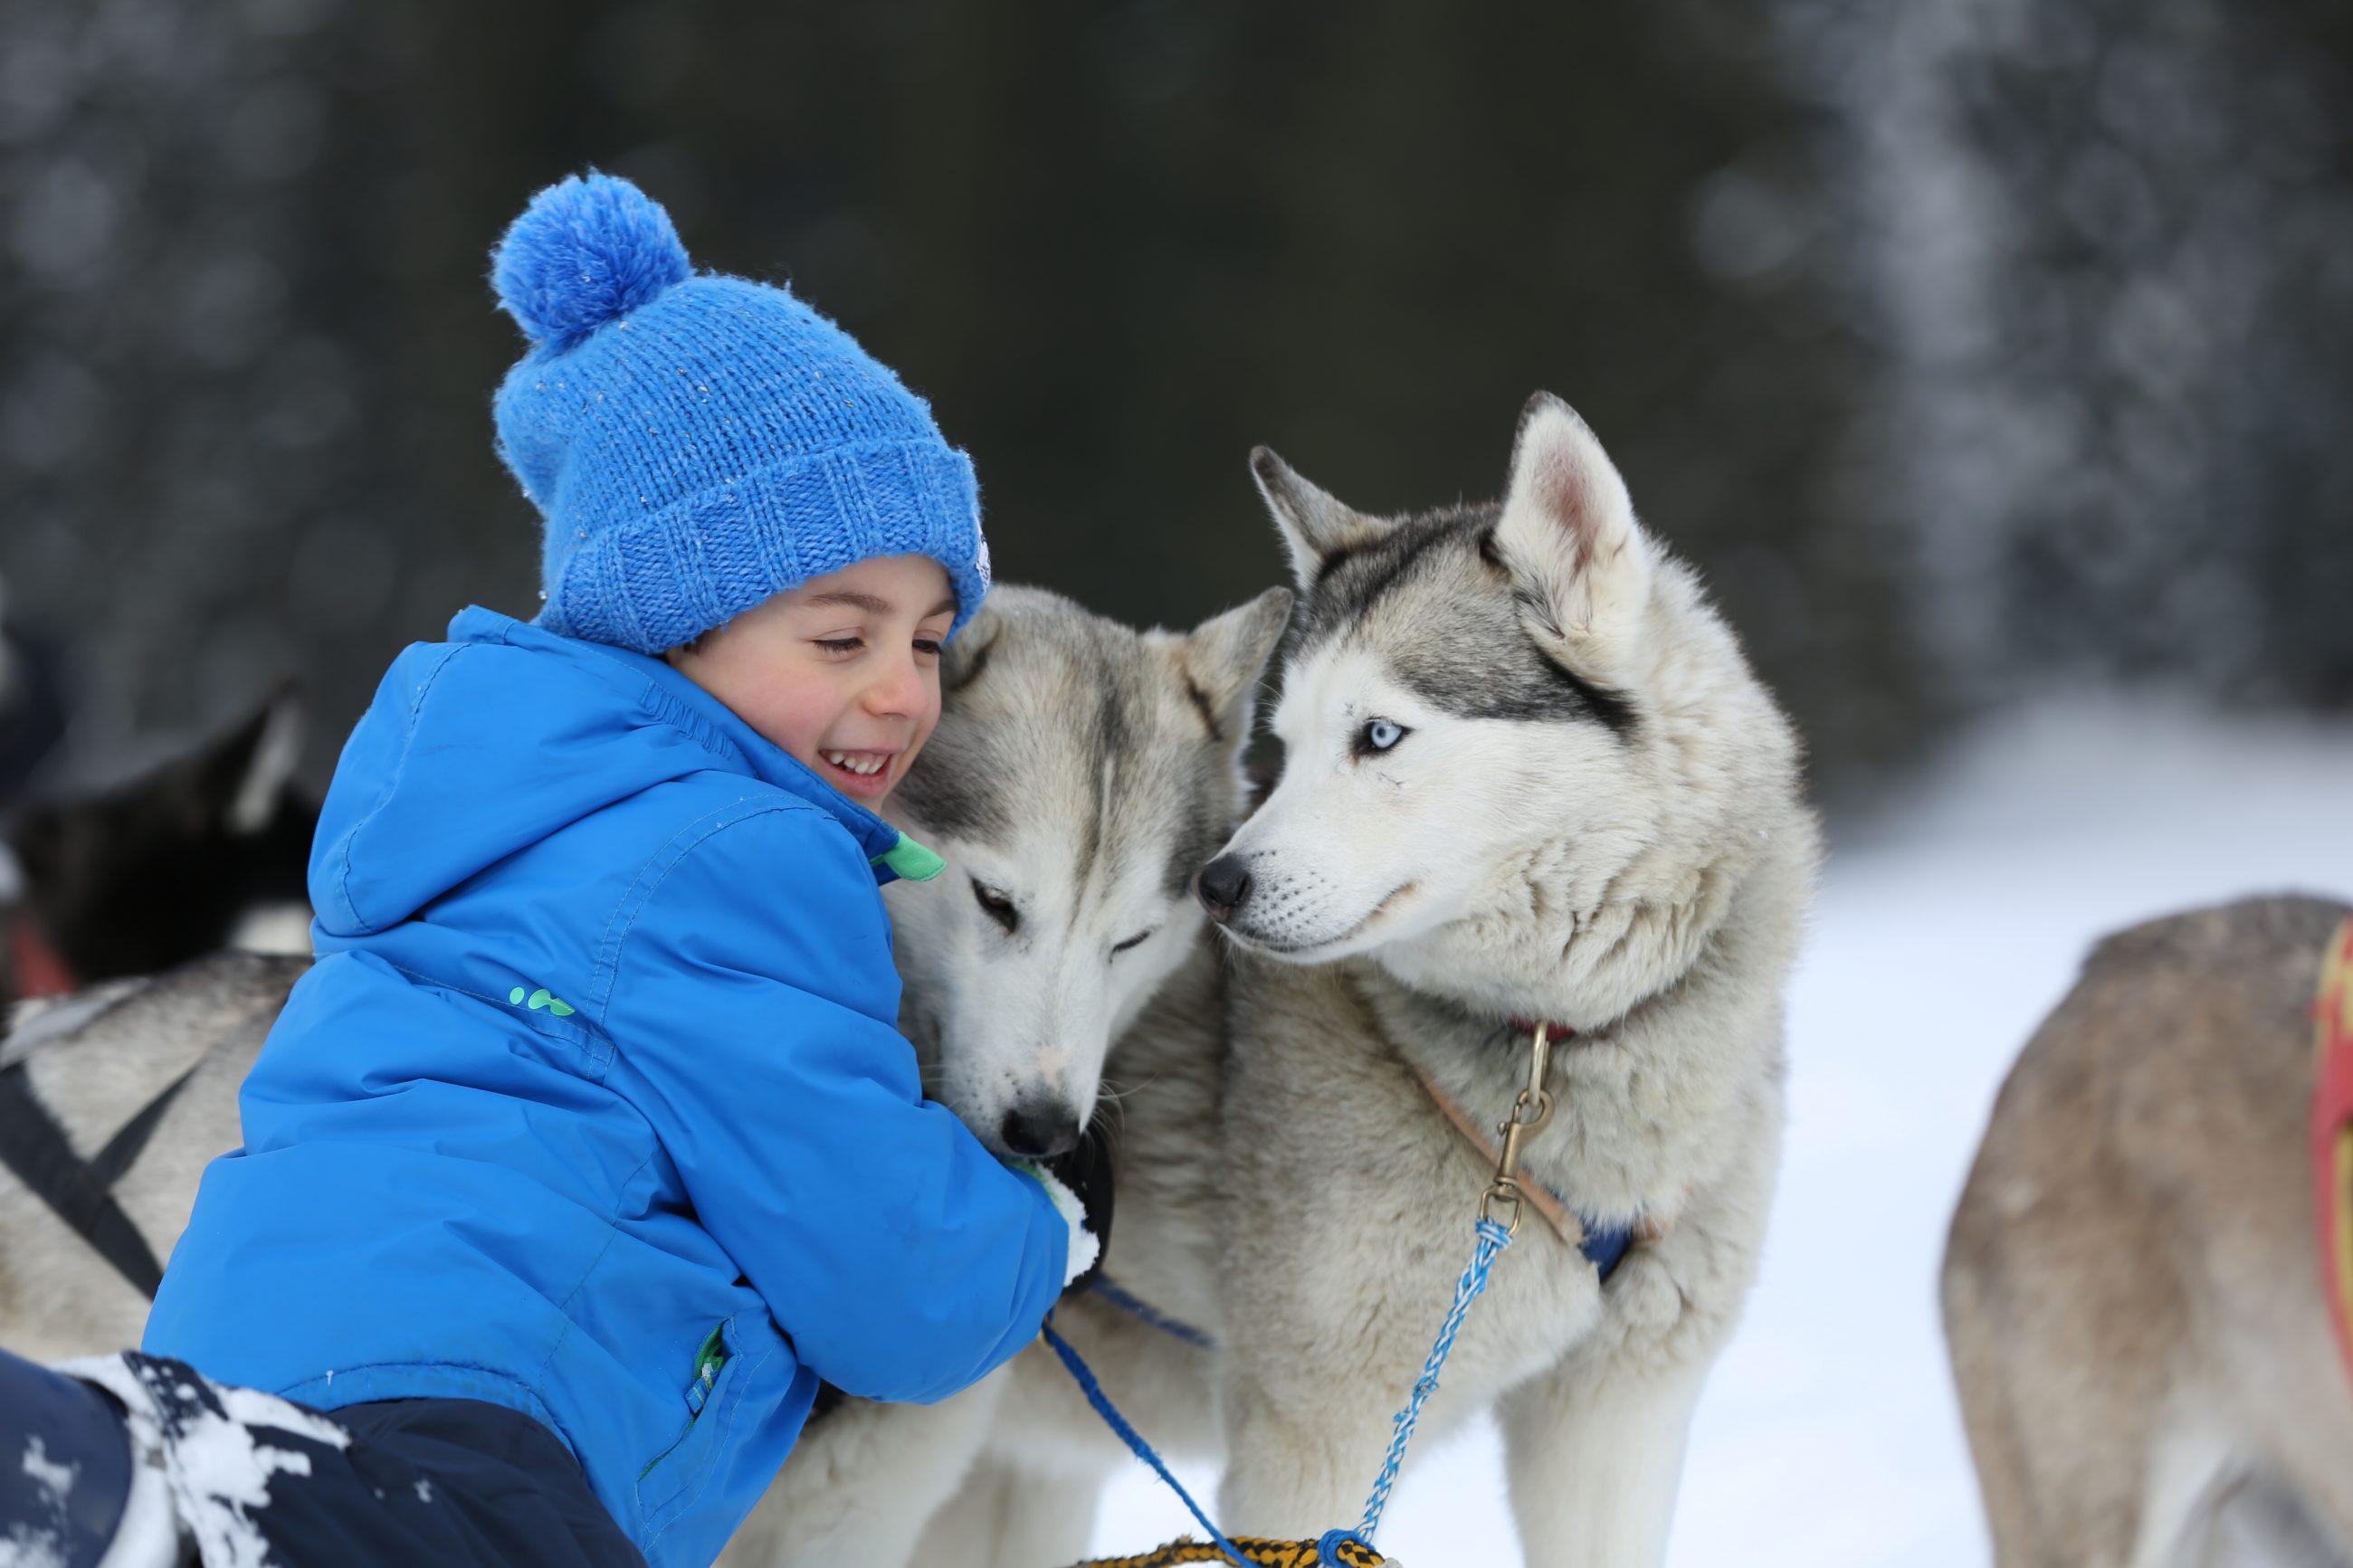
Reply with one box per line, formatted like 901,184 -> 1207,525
1090,1275 -> 1217,1351
1040,1316 -> 1251,1568
1318,1527 -> 1376,1564
1356,1216 -> 1514,1543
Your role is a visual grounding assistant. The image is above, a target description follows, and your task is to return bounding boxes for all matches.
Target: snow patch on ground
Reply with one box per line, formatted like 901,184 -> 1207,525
1090,698 -> 2353,1564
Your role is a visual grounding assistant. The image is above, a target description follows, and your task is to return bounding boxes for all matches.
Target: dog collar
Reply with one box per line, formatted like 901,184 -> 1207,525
1404,1049 -> 1659,1281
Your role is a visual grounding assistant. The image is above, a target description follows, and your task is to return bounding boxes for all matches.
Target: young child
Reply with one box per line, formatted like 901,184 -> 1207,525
0,173 -> 1103,1568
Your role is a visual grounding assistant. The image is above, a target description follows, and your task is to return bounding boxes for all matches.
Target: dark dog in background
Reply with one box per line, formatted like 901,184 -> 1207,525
0,593 -> 66,809
3,689 -> 316,1015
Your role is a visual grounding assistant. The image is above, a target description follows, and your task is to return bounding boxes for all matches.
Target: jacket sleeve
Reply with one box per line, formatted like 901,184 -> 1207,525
600,800 -> 1071,1404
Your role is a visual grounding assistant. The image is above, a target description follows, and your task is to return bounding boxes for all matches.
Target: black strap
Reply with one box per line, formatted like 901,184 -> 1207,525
0,1060 -> 197,1299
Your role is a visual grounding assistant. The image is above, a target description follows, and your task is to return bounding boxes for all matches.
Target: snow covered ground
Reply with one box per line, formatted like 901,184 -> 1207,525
1087,697 -> 2353,1564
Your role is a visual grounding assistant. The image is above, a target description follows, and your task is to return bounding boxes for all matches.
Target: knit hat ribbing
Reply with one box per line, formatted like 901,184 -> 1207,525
488,173 -> 990,652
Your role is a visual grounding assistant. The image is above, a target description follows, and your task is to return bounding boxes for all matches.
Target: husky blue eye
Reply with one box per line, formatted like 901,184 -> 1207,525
1362,718 -> 1406,753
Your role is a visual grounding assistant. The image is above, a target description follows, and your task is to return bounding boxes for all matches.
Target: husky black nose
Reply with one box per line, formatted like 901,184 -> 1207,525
999,1097 -> 1081,1160
1195,855 -> 1252,922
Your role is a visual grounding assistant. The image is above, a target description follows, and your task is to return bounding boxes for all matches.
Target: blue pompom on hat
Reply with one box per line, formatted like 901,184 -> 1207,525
488,172 -> 990,652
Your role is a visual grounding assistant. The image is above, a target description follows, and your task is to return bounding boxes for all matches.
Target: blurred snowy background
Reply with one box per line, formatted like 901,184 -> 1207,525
5,0 -> 2348,803
3,0 -> 2349,1562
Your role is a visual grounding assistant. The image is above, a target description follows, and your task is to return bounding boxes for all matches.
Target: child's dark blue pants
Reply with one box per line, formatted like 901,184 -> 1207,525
1,1346 -> 647,1567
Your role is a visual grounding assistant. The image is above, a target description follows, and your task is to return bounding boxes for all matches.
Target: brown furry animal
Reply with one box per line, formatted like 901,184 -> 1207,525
1943,893 -> 2353,1567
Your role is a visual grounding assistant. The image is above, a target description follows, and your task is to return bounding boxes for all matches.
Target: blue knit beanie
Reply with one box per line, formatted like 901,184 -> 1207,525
488,172 -> 990,652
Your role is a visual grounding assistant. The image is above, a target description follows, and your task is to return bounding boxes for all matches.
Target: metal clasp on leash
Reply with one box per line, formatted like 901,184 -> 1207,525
1478,1022 -> 1555,1238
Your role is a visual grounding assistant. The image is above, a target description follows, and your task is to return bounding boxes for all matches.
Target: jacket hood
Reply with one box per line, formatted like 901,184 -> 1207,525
310,607 -> 913,939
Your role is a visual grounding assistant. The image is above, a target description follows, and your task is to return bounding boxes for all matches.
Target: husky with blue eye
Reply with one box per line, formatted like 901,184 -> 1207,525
1186,394 -> 1818,1564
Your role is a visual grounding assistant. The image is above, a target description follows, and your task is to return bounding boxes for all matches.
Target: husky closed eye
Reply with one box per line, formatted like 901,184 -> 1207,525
969,878 -> 1019,933
1110,927 -> 1156,958
1354,718 -> 1409,756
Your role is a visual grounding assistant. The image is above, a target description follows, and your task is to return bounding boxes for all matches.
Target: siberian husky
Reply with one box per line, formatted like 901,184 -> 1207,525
3,689 -> 313,1012
726,582 -> 1289,1566
1196,392 -> 1816,1563
1944,894 -> 2353,1567
0,584 -> 1290,1564
905,394 -> 1821,1568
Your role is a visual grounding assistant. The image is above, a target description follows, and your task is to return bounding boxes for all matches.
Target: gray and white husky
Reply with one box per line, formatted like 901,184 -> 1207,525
1205,393 -> 1817,1561
0,583 -> 1290,1565
728,583 -> 1287,1567
875,394 -> 1822,1568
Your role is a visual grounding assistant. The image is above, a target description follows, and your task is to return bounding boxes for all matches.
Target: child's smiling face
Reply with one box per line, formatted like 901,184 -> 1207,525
668,554 -> 957,804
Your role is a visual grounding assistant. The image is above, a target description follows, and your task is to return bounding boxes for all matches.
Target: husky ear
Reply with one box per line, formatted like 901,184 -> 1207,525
194,684 -> 305,837
1250,448 -> 1385,590
941,603 -> 1003,695
1175,586 -> 1292,747
1489,393 -> 1651,667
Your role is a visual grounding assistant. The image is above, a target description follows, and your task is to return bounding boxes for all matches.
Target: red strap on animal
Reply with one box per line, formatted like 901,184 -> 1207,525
7,915 -> 75,999
2310,917 -> 2353,1383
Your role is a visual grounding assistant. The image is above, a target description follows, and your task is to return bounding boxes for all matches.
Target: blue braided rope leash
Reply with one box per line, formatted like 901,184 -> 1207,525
1091,1226 -> 1630,1359
1042,1316 -> 1255,1567
1058,1022 -> 1637,1564
1044,1316 -> 1384,1567
1356,1215 -> 1513,1542
1045,1216 -> 1521,1564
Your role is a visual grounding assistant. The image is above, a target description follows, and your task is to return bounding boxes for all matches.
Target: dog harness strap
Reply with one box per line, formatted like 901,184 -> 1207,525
7,915 -> 76,1000
1088,1276 -> 1217,1350
0,1060 -> 189,1299
2310,916 -> 2353,1383
88,1063 -> 201,1196
1579,1220 -> 1637,1281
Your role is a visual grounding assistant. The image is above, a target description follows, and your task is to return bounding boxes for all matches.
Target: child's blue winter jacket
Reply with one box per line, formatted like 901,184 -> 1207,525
143,607 -> 1072,1568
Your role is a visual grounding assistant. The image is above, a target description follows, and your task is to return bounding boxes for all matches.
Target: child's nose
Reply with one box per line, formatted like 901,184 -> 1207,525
864,650 -> 928,718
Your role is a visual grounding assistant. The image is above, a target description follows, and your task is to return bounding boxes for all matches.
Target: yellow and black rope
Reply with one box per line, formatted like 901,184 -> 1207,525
1067,1534 -> 1387,1567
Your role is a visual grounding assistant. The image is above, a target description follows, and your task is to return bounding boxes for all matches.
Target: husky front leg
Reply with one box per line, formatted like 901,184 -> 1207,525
911,1456 -> 1102,1568
1496,1341 -> 1706,1568
1216,1372 -> 1408,1538
719,1375 -> 1004,1568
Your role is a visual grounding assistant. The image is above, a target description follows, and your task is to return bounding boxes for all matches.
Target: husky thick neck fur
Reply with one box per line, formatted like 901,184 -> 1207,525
1216,393 -> 1817,1036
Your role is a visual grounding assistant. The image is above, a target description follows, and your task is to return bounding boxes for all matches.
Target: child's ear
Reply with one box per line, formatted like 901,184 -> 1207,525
942,606 -> 1002,694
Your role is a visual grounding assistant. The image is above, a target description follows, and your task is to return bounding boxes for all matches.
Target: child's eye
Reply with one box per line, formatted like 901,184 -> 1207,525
814,637 -> 865,656
913,637 -> 944,658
